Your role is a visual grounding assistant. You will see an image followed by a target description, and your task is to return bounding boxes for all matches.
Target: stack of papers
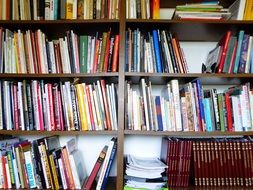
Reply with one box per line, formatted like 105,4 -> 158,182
174,2 -> 231,20
125,155 -> 168,189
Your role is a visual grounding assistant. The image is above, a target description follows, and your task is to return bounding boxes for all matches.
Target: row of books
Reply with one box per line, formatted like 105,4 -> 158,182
125,29 -> 188,73
126,78 -> 253,132
126,0 -> 160,19
161,138 -> 192,187
204,30 -> 253,74
0,79 -> 118,131
0,28 -> 119,74
0,0 -> 119,20
161,137 -> 253,187
0,136 -> 86,189
84,137 -> 117,190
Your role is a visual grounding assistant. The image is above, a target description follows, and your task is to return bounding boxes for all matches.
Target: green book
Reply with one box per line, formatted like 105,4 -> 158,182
222,36 -> 237,73
79,35 -> 88,73
217,93 -> 225,132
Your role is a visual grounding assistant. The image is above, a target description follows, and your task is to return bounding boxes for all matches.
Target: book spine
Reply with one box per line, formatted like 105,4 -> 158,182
152,30 -> 162,73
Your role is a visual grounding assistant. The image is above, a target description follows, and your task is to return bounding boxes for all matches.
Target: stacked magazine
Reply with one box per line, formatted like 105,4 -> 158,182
125,155 -> 168,189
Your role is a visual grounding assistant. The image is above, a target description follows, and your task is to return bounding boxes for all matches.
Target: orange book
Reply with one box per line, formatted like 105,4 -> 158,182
152,0 -> 160,19
112,35 -> 119,72
171,37 -> 184,73
62,147 -> 75,189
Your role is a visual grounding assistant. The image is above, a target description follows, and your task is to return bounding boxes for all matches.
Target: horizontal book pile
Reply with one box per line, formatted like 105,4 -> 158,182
0,136 -> 86,189
0,28 -> 119,74
162,137 -> 253,187
126,78 -> 253,132
125,29 -> 188,73
124,155 -> 167,189
161,138 -> 192,187
126,0 -> 160,19
204,30 -> 253,74
0,79 -> 118,131
84,137 -> 117,190
0,0 -> 119,20
174,2 -> 231,20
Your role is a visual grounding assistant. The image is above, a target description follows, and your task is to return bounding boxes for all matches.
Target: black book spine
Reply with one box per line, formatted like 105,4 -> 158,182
66,31 -> 75,73
165,31 -> 178,73
107,36 -> 115,72
136,0 -> 141,19
93,0 -> 97,19
39,0 -> 45,20
52,150 -> 63,189
70,84 -> 79,130
159,31 -> 168,73
46,41 -> 52,73
26,82 -> 34,130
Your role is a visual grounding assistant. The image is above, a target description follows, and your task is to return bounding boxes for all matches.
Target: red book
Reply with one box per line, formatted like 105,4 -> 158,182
222,142 -> 228,186
193,142 -> 198,186
6,0 -> 10,20
58,89 -> 64,131
35,31 -> 42,73
112,35 -> 119,72
13,83 -> 19,130
84,145 -> 108,190
152,0 -> 160,19
93,39 -> 100,73
196,141 -> 202,186
224,93 -> 233,131
217,31 -> 232,73
2,156 -> 7,189
203,141 -> 209,186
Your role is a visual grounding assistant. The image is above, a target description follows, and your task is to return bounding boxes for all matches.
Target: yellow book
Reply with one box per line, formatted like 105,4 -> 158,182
75,84 -> 88,130
66,0 -> 74,19
49,154 -> 60,190
243,0 -> 253,20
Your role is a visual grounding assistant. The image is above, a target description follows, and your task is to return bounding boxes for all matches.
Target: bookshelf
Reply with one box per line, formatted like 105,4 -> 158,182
1,0 -> 253,189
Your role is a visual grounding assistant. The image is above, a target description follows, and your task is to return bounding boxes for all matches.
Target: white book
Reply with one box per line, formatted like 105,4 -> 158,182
26,31 -> 35,73
48,41 -> 56,73
141,79 -> 150,130
66,82 -> 75,130
110,84 -> 118,130
87,36 -> 92,73
89,85 -> 98,130
42,34 -> 49,73
45,0 -> 51,20
24,151 -> 37,188
37,30 -> 45,73
132,91 -> 139,130
170,80 -> 182,131
18,82 -> 25,130
58,158 -> 68,189
17,30 -> 27,73
64,37 -> 71,73
189,83 -> 198,131
90,37 -> 96,73
245,36 -> 252,73
160,97 -> 166,131
96,139 -> 115,190
231,96 -> 242,131
32,81 -> 39,130
106,84 -> 114,130
239,87 -> 250,131
127,84 -> 133,129
44,84 -> 51,130
33,0 -> 38,20
73,0 -> 78,19
61,84 -> 70,130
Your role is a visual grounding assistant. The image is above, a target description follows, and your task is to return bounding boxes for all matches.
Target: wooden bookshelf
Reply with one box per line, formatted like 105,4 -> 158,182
1,0 -> 253,189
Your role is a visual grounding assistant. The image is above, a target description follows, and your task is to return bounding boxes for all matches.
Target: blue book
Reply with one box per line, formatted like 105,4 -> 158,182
155,96 -> 163,131
238,34 -> 250,73
152,30 -> 163,73
233,30 -> 244,73
54,0 -> 59,19
134,30 -> 137,72
193,79 -> 205,131
203,98 -> 212,132
100,139 -> 117,190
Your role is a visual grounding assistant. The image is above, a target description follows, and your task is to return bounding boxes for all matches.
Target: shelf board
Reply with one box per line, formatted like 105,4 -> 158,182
126,19 -> 253,24
0,130 -> 118,136
124,130 -> 253,136
0,73 -> 119,78
0,19 -> 120,25
125,73 -> 253,85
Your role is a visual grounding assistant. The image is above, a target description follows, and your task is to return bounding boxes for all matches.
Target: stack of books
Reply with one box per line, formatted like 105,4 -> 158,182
125,29 -> 188,73
161,138 -> 192,187
0,0 -> 119,20
174,2 -> 231,20
0,80 -> 118,131
0,28 -> 119,74
204,30 -> 253,74
126,78 -> 253,132
125,155 -> 168,189
0,136 -> 86,189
